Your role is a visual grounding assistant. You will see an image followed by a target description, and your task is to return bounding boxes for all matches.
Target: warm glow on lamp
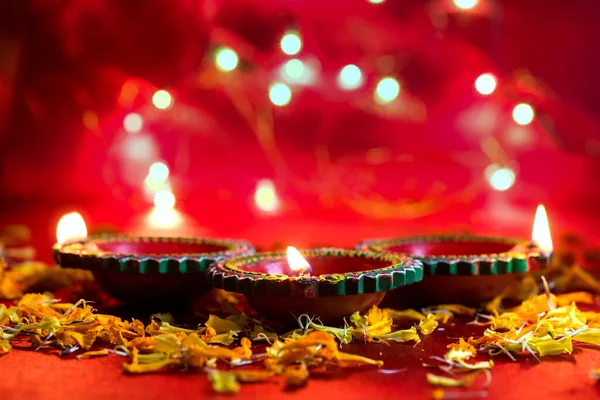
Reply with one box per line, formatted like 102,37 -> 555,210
254,179 -> 279,212
152,90 -> 173,110
123,113 -> 143,133
56,212 -> 88,247
286,246 -> 312,276
532,204 -> 553,254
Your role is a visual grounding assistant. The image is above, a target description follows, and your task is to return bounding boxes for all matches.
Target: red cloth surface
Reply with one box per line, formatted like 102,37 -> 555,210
2,318 -> 600,400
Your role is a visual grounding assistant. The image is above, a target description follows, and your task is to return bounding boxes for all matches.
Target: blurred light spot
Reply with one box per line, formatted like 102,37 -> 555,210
366,147 -> 391,165
147,208 -> 181,229
454,0 -> 478,10
375,77 -> 400,104
337,65 -> 363,90
118,81 -> 139,107
269,83 -> 292,106
512,103 -> 534,125
485,165 -> 515,191
152,90 -> 172,110
122,134 -> 158,162
82,111 -> 99,130
475,73 -> 497,95
149,162 -> 169,182
280,32 -> 302,55
284,59 -> 305,80
154,190 -> 176,210
369,0 -> 385,3
144,175 -> 168,193
123,113 -> 143,133
254,179 -> 279,213
505,125 -> 533,148
280,59 -> 317,86
215,47 -> 239,72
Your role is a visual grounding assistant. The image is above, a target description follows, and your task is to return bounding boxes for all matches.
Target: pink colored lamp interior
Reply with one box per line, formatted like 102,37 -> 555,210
90,240 -> 232,256
384,241 -> 515,257
237,255 -> 390,275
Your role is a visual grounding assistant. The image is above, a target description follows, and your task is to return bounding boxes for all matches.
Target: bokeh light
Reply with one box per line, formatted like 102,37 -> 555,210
154,190 -> 176,210
512,103 -> 535,125
337,65 -> 363,90
368,0 -> 385,3
375,77 -> 400,104
486,165 -> 516,191
280,32 -> 302,55
453,0 -> 478,10
152,90 -> 173,110
475,73 -> 497,95
149,162 -> 169,182
269,83 -> 292,106
215,47 -> 239,72
284,59 -> 305,80
123,113 -> 143,133
254,179 -> 280,213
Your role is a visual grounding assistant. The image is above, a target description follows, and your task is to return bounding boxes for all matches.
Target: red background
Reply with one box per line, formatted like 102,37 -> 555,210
1,2 -> 600,397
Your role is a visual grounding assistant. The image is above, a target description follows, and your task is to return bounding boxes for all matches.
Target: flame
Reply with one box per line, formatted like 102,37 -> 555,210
286,246 -> 311,273
56,212 -> 88,246
532,204 -> 553,254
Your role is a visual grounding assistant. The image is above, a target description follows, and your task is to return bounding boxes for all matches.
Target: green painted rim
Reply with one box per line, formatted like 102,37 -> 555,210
357,234 -> 548,276
208,248 -> 424,297
53,235 -> 254,275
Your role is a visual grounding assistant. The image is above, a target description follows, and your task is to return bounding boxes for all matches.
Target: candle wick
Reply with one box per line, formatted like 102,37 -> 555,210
298,268 -> 311,278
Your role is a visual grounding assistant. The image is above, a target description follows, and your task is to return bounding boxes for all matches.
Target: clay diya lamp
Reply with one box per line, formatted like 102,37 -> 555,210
53,232 -> 253,306
207,247 -> 424,325
358,205 -> 554,306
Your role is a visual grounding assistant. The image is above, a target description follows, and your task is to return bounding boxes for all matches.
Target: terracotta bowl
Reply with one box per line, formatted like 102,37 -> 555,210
53,235 -> 254,306
358,235 -> 550,307
207,248 -> 423,325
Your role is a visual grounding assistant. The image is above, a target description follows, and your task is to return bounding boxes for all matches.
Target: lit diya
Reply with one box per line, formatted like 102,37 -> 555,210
358,205 -> 554,306
52,212 -> 253,305
207,247 -> 423,324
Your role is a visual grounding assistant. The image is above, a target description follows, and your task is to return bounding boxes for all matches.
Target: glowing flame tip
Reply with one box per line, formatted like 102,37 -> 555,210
56,212 -> 88,246
532,204 -> 553,254
286,246 -> 312,274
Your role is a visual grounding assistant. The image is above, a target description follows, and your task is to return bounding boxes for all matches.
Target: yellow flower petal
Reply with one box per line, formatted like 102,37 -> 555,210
76,349 -> 110,359
336,351 -> 384,368
0,338 -> 11,354
123,358 -> 178,374
284,363 -> 309,387
208,331 -> 237,346
208,371 -> 240,394
373,326 -> 420,343
573,328 -> 600,345
556,292 -> 595,306
384,308 -> 426,322
419,314 -> 439,335
205,315 -> 242,334
232,337 -> 253,360
233,369 -> 273,383
426,371 -> 483,388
